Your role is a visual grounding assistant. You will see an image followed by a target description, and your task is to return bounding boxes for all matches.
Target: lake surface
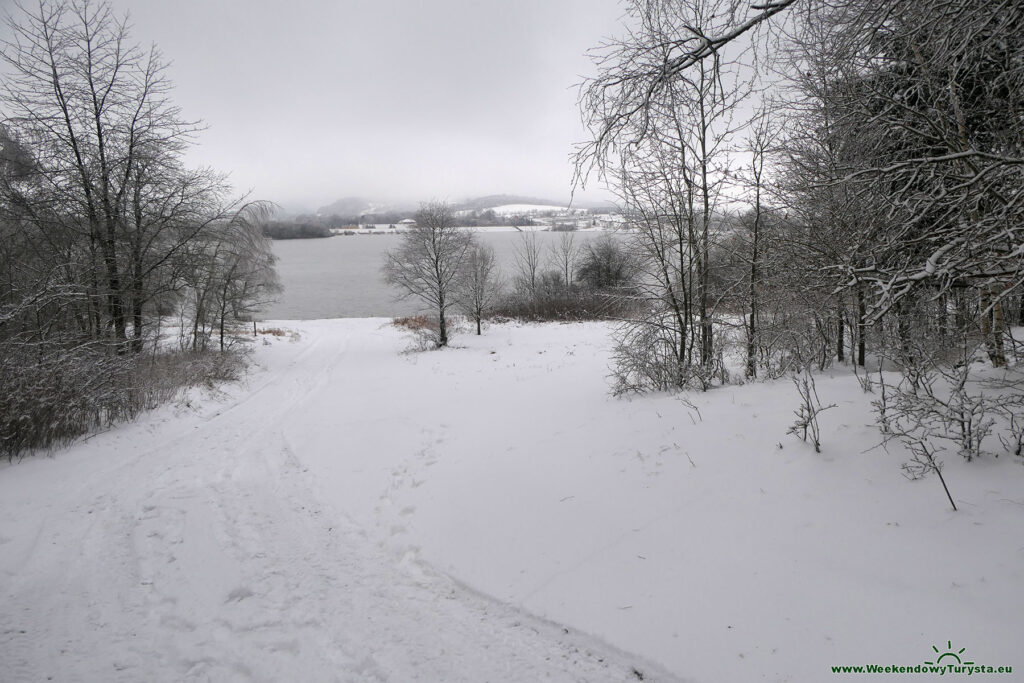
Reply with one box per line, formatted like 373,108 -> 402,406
262,230 -> 611,319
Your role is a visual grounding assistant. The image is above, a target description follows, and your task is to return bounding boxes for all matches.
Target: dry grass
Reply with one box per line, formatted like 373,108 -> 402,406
391,315 -> 435,332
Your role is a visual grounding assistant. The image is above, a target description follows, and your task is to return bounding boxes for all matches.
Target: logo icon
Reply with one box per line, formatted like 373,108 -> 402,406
925,641 -> 974,667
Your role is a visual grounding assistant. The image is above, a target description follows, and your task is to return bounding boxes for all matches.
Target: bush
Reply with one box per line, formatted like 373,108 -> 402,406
609,314 -> 722,393
577,235 -> 636,291
0,341 -> 244,461
490,289 -> 637,322
390,315 -> 447,351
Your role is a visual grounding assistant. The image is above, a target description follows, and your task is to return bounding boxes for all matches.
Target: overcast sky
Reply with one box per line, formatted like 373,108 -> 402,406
32,0 -> 628,211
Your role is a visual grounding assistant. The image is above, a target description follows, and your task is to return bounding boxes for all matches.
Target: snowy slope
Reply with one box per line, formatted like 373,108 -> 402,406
2,319 -> 1022,682
0,324 -> 676,683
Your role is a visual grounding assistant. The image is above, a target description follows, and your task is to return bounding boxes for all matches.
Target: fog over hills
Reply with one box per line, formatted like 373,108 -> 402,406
303,194 -> 615,219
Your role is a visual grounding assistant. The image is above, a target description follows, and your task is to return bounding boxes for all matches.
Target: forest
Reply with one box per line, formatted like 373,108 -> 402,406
567,0 -> 1024,493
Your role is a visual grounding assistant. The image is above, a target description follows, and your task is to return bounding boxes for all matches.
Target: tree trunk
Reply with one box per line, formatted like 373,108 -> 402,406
132,297 -> 144,354
856,286 -> 866,367
983,286 -> 1007,367
836,305 -> 845,363
698,65 -> 713,368
746,313 -> 757,379
99,226 -> 128,348
895,301 -> 914,365
130,261 -> 146,354
192,299 -> 203,351
437,295 -> 448,347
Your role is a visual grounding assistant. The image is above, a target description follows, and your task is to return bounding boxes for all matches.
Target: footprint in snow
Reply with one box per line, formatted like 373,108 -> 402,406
225,586 -> 255,603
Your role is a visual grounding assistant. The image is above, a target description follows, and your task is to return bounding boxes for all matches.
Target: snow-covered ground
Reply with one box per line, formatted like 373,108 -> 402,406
2,320 -> 1021,682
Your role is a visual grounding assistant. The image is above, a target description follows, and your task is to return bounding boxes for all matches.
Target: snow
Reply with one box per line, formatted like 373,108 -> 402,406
2,319 -> 1022,681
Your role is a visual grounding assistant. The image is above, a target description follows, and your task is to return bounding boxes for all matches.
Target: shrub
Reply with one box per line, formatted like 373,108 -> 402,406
490,289 -> 636,322
0,342 -> 245,461
391,315 -> 450,351
576,235 -> 636,291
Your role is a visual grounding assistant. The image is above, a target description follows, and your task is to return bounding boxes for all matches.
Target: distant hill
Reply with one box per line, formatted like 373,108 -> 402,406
313,193 -> 615,219
317,197 -> 417,218
458,194 -> 619,212
453,195 -> 567,212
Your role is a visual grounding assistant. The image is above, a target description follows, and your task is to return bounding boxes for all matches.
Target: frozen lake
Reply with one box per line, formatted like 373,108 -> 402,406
262,230 -> 611,319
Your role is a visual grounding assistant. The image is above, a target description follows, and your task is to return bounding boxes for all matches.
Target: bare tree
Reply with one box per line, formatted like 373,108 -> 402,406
456,243 -> 500,335
383,201 -> 473,347
513,231 -> 542,299
611,129 -> 702,391
549,232 -> 578,293
575,0 -> 790,179
736,106 -> 779,377
184,202 -> 280,351
584,0 -> 748,390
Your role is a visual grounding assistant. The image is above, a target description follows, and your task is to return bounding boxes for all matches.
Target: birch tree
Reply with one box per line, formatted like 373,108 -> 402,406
582,0 -> 747,389
456,243 -> 500,336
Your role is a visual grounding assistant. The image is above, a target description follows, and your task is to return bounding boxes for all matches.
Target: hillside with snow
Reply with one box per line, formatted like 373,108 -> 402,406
487,203 -> 585,215
2,320 -> 1020,681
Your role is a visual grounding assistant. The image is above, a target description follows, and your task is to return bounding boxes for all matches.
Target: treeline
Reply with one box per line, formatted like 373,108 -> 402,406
451,209 -> 537,228
0,1 -> 280,459
330,209 -> 538,229
262,220 -> 332,239
262,210 -> 540,240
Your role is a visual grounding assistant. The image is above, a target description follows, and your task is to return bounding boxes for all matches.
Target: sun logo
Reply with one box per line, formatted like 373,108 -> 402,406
924,641 -> 975,667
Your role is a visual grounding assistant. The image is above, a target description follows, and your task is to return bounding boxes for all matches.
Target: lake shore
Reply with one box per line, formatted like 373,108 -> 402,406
263,229 -> 617,319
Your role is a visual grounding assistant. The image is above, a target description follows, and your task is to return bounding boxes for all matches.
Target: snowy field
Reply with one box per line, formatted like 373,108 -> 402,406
1,319 -> 1021,682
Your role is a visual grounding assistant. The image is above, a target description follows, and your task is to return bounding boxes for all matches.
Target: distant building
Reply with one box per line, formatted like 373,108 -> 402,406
397,218 -> 417,227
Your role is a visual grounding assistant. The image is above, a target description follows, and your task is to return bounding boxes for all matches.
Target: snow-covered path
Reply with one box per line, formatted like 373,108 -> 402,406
0,325 -> 674,682
4,319 -> 1022,682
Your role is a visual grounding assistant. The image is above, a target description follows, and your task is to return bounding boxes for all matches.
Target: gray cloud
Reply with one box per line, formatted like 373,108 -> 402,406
56,0 -> 626,209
